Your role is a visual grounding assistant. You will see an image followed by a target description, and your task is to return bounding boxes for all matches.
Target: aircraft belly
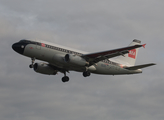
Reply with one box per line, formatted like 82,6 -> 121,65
93,62 -> 133,75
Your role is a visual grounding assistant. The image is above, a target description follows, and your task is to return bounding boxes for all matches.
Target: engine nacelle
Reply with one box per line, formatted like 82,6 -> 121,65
33,63 -> 58,75
65,54 -> 89,66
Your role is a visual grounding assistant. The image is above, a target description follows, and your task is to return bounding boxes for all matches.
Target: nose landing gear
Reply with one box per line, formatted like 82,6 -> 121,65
29,58 -> 35,68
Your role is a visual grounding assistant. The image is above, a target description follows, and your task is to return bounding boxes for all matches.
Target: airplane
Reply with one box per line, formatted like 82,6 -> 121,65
12,39 -> 156,82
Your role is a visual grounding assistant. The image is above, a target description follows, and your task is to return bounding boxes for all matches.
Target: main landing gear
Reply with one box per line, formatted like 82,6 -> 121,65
83,71 -> 91,77
62,71 -> 69,82
29,58 -> 35,68
61,71 -> 91,83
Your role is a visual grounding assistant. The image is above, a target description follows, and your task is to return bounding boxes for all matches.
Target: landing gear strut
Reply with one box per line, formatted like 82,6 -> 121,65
29,58 -> 35,68
62,71 -> 69,82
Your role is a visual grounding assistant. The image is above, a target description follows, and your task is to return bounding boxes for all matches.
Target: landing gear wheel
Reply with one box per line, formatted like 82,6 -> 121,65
83,72 -> 87,77
83,71 -> 91,77
29,64 -> 33,68
62,76 -> 69,82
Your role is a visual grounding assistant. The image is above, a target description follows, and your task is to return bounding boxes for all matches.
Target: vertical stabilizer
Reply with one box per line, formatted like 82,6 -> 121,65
112,39 -> 141,66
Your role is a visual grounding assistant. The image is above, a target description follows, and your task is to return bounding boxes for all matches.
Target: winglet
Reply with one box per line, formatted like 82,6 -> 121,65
142,44 -> 146,48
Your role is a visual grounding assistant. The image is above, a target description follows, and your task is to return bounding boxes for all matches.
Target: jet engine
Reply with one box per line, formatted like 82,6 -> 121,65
64,54 -> 89,66
33,63 -> 58,75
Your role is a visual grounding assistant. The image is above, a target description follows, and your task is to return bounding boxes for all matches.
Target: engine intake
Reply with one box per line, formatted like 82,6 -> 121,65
34,63 -> 58,75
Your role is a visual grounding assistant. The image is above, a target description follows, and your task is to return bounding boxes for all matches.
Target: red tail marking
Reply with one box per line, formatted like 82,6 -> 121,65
142,44 -> 146,48
128,49 -> 136,59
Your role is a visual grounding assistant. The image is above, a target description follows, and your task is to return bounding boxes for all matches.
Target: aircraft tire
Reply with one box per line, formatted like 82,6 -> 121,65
29,64 -> 33,68
62,76 -> 69,82
83,72 -> 86,77
83,71 -> 91,77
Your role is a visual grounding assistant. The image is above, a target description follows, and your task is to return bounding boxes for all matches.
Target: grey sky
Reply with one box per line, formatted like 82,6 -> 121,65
0,0 -> 163,120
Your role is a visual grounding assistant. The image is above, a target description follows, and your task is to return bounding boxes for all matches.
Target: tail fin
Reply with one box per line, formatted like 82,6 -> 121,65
113,39 -> 141,66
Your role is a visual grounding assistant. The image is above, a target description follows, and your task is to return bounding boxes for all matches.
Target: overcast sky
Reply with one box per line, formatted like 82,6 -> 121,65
0,0 -> 163,120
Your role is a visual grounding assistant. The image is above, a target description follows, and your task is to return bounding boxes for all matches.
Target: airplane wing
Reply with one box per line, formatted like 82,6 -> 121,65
82,44 -> 145,66
124,63 -> 156,70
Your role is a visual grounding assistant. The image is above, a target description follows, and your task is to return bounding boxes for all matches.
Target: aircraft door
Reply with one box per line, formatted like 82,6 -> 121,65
35,40 -> 41,50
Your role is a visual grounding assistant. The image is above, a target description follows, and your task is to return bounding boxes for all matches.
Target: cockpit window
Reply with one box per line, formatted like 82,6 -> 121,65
19,40 -> 31,43
19,40 -> 25,43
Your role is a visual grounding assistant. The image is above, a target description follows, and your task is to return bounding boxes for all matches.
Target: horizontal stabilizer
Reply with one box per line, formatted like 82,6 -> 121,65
125,63 -> 156,70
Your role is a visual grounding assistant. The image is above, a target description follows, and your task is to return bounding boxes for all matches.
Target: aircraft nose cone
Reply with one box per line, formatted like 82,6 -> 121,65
12,43 -> 24,54
12,43 -> 16,51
